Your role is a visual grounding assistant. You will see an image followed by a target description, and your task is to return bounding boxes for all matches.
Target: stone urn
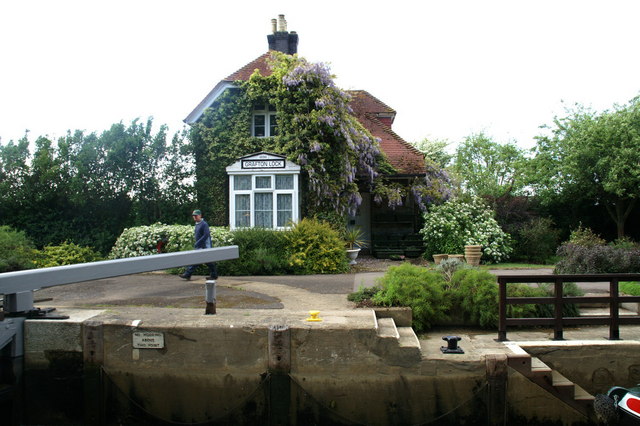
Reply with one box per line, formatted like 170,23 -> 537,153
432,254 -> 448,264
464,245 -> 482,266
346,248 -> 361,265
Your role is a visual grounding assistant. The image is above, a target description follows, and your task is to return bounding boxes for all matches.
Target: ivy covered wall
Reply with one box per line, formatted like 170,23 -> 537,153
189,52 -> 452,228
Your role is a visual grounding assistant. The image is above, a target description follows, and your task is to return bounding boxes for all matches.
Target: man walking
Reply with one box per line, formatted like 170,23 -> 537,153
179,209 -> 218,281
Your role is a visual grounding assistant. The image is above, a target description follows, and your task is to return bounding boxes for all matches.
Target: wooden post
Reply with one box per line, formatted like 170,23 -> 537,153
498,278 -> 508,341
554,278 -> 564,340
83,320 -> 105,426
486,354 -> 508,426
268,325 -> 291,426
609,278 -> 620,340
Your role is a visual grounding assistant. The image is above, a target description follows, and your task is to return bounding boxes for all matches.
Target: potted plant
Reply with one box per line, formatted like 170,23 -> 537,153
344,227 -> 367,265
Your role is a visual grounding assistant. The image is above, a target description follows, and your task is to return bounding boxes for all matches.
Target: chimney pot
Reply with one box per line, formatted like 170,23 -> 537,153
278,14 -> 287,32
267,15 -> 298,54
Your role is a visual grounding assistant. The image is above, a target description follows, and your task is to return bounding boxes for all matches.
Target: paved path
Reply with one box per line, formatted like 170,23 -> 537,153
34,267 -> 622,312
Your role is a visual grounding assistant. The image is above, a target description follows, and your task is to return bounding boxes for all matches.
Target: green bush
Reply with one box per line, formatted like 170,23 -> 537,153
220,228 -> 290,275
0,225 -> 37,272
513,217 -> 561,264
372,263 -> 449,331
348,285 -> 383,305
555,244 -> 640,274
35,242 -> 103,268
567,225 -> 606,247
284,218 -> 349,274
609,237 -> 639,250
420,196 -> 512,263
448,268 -> 500,328
109,223 -> 233,259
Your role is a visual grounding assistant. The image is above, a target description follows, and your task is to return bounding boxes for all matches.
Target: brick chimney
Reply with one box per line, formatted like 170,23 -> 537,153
267,15 -> 298,54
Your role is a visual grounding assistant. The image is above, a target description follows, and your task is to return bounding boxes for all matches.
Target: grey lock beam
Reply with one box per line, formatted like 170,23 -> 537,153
0,246 -> 239,295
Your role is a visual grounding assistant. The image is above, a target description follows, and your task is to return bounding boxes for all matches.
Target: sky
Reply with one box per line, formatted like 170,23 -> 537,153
1,0 -> 639,151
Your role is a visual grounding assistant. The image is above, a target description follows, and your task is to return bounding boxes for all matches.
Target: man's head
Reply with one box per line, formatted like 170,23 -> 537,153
192,209 -> 202,222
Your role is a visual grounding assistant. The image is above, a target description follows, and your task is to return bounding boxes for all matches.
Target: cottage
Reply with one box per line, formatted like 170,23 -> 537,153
184,16 -> 432,258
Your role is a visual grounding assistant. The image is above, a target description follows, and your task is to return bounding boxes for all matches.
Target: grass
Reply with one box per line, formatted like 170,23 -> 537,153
480,262 -> 555,270
620,282 -> 640,296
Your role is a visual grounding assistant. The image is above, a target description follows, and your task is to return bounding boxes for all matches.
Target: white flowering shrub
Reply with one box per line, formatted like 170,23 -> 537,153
109,223 -> 233,259
420,197 -> 512,263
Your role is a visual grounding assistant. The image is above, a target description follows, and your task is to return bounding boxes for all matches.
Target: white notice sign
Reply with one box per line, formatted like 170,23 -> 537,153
132,331 -> 165,349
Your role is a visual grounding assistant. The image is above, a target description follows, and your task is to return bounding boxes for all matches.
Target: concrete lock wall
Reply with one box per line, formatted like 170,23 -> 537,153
21,309 -> 607,425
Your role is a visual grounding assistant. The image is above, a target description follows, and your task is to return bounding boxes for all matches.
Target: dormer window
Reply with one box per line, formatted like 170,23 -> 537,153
253,104 -> 278,137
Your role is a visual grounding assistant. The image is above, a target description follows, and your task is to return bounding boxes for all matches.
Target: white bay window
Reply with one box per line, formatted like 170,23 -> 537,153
227,153 -> 300,230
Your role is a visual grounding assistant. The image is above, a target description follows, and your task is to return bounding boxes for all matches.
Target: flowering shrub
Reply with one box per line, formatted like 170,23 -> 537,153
109,223 -> 233,259
420,197 -> 512,263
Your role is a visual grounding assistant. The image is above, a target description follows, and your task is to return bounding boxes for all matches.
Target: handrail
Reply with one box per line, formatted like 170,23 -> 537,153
497,274 -> 640,341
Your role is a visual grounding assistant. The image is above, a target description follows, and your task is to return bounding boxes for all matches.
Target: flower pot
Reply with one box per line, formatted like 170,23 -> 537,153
346,248 -> 361,265
465,254 -> 481,266
432,254 -> 448,264
464,245 -> 482,255
448,254 -> 465,261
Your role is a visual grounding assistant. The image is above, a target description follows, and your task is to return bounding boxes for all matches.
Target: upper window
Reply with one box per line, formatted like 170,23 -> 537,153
253,104 -> 278,137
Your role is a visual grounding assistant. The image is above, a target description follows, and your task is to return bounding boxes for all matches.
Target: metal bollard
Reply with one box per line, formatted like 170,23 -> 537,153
205,279 -> 216,315
440,335 -> 464,354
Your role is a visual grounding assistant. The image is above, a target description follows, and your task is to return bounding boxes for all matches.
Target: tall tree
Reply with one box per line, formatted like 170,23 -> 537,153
412,137 -> 452,168
530,97 -> 640,238
451,132 -> 529,200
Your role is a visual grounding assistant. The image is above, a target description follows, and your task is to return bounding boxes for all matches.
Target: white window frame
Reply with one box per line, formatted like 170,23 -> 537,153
252,104 -> 277,137
228,172 -> 299,230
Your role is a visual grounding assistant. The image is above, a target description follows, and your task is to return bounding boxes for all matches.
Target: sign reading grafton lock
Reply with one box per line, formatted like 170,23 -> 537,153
132,331 -> 165,349
242,159 -> 285,169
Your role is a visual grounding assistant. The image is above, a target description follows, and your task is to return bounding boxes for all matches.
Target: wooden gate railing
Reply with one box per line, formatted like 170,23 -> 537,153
497,274 -> 640,341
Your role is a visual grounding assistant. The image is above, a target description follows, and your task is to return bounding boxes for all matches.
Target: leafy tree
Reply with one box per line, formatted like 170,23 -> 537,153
412,137 -> 452,168
0,119 -> 195,254
530,97 -> 640,238
451,132 -> 529,200
0,135 -> 31,217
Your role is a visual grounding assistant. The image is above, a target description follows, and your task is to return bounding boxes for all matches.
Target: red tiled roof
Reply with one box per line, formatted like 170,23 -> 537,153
348,91 -> 425,175
348,90 -> 396,116
224,52 -> 273,81
189,55 -> 426,175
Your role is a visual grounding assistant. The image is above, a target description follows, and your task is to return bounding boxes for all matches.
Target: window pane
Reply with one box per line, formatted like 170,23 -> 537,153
268,104 -> 276,112
254,193 -> 273,228
254,114 -> 265,137
275,174 -> 293,189
255,176 -> 271,189
269,114 -> 278,136
234,175 -> 251,190
235,194 -> 250,227
277,194 -> 292,227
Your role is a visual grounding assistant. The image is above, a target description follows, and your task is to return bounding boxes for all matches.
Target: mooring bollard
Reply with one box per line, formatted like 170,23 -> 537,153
205,279 -> 216,315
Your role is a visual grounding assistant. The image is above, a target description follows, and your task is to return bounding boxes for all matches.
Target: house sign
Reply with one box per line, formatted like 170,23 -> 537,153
241,158 -> 285,169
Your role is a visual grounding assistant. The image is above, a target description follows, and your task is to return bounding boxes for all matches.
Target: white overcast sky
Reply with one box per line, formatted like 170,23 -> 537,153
1,0 -> 639,150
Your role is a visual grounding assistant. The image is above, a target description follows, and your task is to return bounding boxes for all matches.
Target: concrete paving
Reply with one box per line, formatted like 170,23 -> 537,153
34,267 -> 619,312
31,267 -> 640,345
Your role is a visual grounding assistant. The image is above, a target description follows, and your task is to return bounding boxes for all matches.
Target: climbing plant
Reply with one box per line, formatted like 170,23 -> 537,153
189,52 -> 452,226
